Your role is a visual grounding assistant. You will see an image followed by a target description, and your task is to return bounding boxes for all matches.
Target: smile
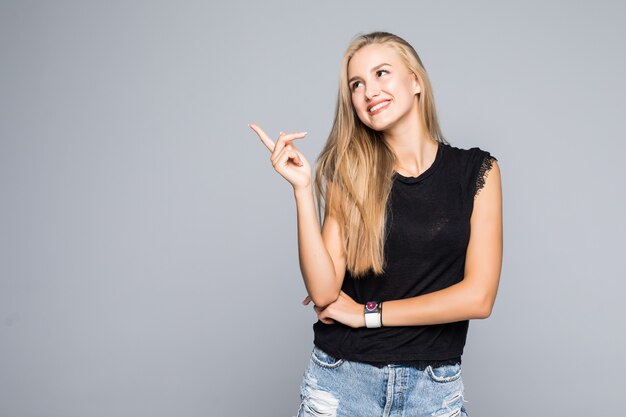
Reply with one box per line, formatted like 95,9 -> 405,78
368,100 -> 391,115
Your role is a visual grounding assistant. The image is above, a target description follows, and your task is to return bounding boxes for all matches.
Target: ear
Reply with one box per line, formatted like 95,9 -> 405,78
412,72 -> 421,95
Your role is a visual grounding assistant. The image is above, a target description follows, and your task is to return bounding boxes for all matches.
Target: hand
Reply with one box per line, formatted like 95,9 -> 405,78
248,123 -> 312,190
302,291 -> 365,328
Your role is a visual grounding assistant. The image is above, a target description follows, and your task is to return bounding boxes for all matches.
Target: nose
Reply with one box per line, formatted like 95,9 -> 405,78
365,82 -> 380,101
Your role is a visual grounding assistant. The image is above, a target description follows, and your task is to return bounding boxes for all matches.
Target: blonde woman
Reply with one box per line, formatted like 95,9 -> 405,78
250,31 -> 502,417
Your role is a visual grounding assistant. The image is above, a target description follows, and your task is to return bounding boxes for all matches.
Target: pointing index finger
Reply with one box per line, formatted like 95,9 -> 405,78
248,123 -> 276,152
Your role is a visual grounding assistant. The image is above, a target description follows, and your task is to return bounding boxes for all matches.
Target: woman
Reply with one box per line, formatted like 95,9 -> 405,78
249,31 -> 502,417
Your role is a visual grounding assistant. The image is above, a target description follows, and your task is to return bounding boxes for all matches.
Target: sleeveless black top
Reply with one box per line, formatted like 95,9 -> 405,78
313,142 -> 498,368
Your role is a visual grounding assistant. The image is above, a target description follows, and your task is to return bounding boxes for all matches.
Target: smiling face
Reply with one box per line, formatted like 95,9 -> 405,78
347,43 -> 421,132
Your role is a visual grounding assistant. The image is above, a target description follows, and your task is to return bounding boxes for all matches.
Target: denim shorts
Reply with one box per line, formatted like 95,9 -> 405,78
295,346 -> 469,417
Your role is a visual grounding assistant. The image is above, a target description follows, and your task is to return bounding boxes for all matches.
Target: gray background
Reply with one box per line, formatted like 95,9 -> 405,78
1,1 -> 624,416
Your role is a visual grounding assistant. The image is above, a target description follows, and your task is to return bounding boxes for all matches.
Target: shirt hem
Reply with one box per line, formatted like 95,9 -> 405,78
313,340 -> 464,365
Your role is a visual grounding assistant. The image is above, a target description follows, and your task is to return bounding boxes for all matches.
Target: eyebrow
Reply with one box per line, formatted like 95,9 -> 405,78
348,63 -> 392,84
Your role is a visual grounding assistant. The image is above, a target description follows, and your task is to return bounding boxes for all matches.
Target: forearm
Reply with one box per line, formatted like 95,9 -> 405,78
294,185 -> 340,307
381,281 -> 490,326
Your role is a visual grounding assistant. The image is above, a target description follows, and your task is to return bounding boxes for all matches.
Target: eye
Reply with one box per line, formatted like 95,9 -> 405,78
350,69 -> 388,91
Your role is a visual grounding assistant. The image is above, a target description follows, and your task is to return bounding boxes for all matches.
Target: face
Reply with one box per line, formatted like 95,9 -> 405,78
347,43 -> 421,132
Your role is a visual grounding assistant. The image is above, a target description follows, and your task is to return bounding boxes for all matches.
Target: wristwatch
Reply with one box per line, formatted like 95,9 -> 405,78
364,301 -> 382,328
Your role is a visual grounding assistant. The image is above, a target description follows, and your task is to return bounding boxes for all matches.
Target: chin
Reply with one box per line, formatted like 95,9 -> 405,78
359,115 -> 391,132
368,119 -> 396,133
360,122 -> 382,132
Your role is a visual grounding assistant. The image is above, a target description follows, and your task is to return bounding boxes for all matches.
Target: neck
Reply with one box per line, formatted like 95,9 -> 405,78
383,104 -> 438,177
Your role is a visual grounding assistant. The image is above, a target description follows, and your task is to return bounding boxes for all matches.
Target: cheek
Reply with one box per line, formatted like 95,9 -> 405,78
351,94 -> 367,114
351,96 -> 373,125
395,78 -> 417,102
382,77 -> 401,95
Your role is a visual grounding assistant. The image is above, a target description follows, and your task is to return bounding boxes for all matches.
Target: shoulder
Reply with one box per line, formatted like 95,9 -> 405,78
441,143 -> 500,199
442,143 -> 497,165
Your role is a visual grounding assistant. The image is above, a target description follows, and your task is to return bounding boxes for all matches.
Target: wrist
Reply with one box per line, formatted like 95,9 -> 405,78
364,300 -> 383,328
358,304 -> 366,328
293,184 -> 313,199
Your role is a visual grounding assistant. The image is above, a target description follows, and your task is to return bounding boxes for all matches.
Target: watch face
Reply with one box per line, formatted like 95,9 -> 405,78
365,301 -> 379,312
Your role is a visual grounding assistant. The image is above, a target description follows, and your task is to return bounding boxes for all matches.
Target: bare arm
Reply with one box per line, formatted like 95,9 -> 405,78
248,123 -> 346,308
294,184 -> 346,308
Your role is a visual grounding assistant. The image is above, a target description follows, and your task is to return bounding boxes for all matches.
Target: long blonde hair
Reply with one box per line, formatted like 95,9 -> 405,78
314,31 -> 449,277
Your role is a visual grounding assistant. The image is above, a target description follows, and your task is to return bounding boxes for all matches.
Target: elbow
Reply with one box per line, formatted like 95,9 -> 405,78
477,304 -> 492,319
475,295 -> 495,319
468,286 -> 494,319
307,274 -> 342,308
311,291 -> 340,309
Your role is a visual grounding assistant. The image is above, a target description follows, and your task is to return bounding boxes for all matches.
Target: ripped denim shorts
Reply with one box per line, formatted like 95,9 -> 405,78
295,346 -> 469,417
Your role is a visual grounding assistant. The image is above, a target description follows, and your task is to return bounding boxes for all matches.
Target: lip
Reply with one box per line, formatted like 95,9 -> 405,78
367,99 -> 391,115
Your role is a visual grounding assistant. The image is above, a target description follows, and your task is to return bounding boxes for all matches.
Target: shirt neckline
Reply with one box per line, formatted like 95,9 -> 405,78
393,142 -> 445,184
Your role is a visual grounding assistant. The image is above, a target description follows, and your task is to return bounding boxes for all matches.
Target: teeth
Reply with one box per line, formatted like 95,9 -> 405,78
369,101 -> 390,112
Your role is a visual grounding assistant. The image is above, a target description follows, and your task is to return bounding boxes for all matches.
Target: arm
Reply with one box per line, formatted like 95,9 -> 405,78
294,184 -> 347,308
248,123 -> 346,309
316,160 -> 503,327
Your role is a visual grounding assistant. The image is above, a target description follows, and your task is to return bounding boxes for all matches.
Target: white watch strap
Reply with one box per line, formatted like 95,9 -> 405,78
364,311 -> 382,328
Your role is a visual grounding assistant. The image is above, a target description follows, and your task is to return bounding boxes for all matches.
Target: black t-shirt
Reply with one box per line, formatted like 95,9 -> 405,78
313,142 -> 498,366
